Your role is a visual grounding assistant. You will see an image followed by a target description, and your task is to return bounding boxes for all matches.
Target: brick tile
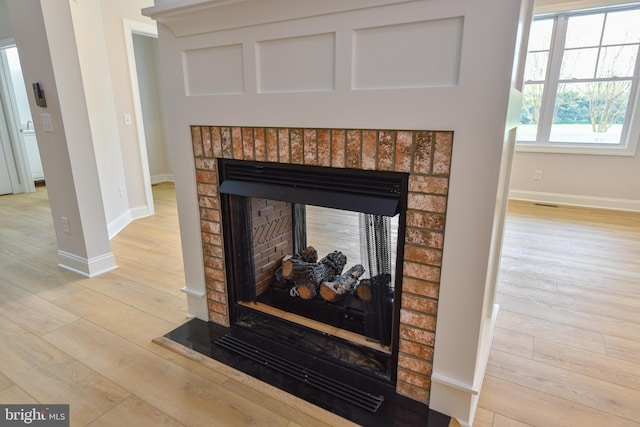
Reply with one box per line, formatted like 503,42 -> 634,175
403,245 -> 442,266
395,131 -> 413,172
406,211 -> 445,231
401,293 -> 438,316
196,171 -> 217,184
254,128 -> 266,161
303,129 -> 318,165
278,128 -> 290,163
433,132 -> 453,175
206,278 -> 226,293
399,339 -> 434,360
400,308 -> 437,331
200,220 -> 221,235
242,127 -> 255,160
378,130 -> 395,171
191,127 -> 203,157
206,289 -> 227,303
290,129 -> 303,164
201,233 -> 222,246
399,324 -> 435,347
397,381 -> 429,404
232,127 -> 243,159
197,183 -> 218,197
203,244 -> 224,258
409,176 -> 449,195
266,128 -> 278,162
211,126 -> 222,158
204,267 -> 225,282
209,311 -> 230,327
398,355 -> 433,378
362,130 -> 377,170
346,130 -> 361,169
413,131 -> 433,174
401,277 -> 439,299
407,193 -> 447,213
317,129 -> 331,167
397,367 -> 431,388
199,207 -> 220,222
221,127 -> 233,158
405,227 -> 444,249
331,129 -> 346,168
202,127 -> 213,157
195,158 -> 217,170
198,195 -> 219,209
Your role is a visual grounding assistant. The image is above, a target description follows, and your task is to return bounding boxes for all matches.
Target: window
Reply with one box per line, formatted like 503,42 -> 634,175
517,5 -> 640,154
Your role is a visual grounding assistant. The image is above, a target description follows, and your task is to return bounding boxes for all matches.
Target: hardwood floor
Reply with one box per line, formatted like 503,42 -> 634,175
2,185 -> 639,426
0,183 -> 352,427
475,201 -> 640,427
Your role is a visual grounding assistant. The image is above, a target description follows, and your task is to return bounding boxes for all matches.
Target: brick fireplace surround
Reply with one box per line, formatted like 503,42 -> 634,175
191,125 -> 453,404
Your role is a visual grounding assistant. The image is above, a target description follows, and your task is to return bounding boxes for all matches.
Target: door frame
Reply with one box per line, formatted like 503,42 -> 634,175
123,19 -> 158,217
0,37 -> 34,194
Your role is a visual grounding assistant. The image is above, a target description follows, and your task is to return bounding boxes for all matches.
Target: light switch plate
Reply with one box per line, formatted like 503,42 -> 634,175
41,113 -> 54,132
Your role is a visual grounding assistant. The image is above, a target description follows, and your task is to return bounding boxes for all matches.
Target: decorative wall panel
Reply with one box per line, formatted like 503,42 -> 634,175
183,44 -> 244,95
352,18 -> 464,89
256,33 -> 336,93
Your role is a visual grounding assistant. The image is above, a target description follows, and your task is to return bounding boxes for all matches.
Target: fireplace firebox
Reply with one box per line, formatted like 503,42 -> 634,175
219,159 -> 408,382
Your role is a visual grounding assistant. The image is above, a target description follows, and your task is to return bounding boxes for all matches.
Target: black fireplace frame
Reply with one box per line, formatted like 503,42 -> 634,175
218,159 -> 409,384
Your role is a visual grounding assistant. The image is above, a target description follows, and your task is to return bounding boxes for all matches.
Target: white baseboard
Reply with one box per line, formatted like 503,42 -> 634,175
107,210 -> 133,240
151,173 -> 174,184
509,190 -> 640,212
130,205 -> 152,220
107,205 -> 153,239
58,250 -> 118,277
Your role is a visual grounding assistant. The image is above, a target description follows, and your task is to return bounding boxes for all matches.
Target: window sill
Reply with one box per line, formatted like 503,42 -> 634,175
516,142 -> 638,156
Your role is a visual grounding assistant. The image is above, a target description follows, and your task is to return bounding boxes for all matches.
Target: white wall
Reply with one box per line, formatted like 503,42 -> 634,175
509,0 -> 640,212
5,0 -> 158,238
133,33 -> 172,183
97,0 -> 156,214
69,0 -> 131,237
0,0 -> 12,40
144,1 -> 531,424
6,0 -> 116,276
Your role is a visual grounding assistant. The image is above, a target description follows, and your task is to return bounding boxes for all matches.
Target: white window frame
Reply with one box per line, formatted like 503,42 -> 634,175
516,4 -> 640,157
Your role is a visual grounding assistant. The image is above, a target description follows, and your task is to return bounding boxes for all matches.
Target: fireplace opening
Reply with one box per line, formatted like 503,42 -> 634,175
219,159 -> 408,383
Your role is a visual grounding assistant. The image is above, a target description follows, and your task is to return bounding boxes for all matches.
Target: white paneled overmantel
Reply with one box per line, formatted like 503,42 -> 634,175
144,1 -> 533,425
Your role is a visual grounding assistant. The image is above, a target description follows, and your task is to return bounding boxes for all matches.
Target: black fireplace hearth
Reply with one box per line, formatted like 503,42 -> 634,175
162,316 -> 451,426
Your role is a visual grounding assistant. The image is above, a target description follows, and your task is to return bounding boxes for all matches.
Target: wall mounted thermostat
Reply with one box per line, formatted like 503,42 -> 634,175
32,82 -> 47,107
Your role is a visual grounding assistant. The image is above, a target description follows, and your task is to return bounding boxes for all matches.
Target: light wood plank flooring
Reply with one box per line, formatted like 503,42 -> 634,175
2,185 -> 639,426
475,201 -> 640,427
0,183 -> 353,427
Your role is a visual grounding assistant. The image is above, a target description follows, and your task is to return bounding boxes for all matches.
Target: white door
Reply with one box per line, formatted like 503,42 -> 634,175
0,135 -> 14,195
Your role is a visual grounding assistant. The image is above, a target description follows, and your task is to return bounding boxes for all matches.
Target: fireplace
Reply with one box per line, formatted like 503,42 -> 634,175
144,0 -> 529,423
181,125 -> 453,423
219,158 -> 406,380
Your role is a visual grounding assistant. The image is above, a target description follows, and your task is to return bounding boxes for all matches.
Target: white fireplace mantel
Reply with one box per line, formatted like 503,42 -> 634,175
143,1 -> 533,425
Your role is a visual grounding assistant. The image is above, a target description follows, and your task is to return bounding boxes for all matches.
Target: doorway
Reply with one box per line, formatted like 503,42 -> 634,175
123,19 -> 172,216
0,41 -> 43,195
